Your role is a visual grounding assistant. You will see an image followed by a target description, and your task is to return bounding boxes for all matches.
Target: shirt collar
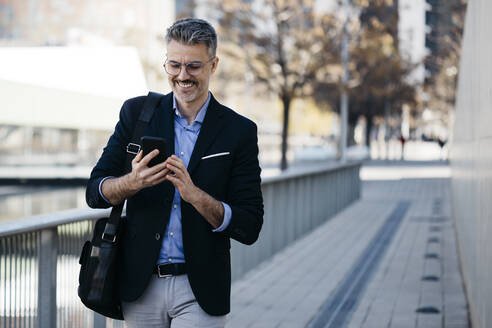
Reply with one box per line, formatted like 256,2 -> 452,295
173,92 -> 211,125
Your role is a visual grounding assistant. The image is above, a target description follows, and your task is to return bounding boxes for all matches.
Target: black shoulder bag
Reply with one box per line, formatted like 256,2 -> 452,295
78,92 -> 163,320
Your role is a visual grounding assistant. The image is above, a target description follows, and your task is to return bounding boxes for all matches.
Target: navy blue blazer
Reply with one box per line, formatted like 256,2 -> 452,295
86,92 -> 264,316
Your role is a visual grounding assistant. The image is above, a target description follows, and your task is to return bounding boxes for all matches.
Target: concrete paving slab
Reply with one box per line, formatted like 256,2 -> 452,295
227,162 -> 469,328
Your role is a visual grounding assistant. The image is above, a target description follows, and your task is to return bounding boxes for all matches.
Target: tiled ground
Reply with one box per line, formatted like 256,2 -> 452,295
227,162 -> 469,328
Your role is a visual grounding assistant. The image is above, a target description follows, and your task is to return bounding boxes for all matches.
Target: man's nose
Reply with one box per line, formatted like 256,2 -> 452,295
177,65 -> 191,80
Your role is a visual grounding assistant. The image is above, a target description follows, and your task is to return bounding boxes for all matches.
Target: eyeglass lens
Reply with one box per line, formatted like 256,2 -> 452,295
164,61 -> 204,76
164,57 -> 214,76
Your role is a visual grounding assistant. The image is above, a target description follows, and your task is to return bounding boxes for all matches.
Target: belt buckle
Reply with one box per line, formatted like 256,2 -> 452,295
158,265 -> 172,278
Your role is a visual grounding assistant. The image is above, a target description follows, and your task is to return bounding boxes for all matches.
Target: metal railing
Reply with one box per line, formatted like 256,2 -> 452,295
0,161 -> 361,328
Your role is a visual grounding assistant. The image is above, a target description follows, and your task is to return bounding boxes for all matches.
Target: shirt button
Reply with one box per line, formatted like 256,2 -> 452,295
155,233 -> 160,240
170,232 -> 174,236
173,204 -> 177,209
180,151 -> 184,156
168,258 -> 172,262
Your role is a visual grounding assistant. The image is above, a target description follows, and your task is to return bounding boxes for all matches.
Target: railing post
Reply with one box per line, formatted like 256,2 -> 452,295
94,312 -> 107,328
38,228 -> 58,328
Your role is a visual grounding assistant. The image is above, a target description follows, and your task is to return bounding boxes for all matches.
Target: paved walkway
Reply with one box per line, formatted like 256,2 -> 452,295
227,161 -> 468,328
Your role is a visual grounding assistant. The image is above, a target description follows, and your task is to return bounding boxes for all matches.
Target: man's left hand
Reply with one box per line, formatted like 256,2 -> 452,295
164,155 -> 199,204
165,155 -> 225,229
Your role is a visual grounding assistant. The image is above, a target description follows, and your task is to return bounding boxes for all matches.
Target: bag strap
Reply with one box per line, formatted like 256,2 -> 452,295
102,92 -> 164,243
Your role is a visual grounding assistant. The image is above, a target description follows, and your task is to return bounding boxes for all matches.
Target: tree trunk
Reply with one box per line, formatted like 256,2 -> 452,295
347,123 -> 356,147
280,95 -> 291,171
365,114 -> 373,147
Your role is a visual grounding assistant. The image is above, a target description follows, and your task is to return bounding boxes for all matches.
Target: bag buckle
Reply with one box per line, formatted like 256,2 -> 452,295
101,232 -> 116,243
90,245 -> 100,257
126,143 -> 141,155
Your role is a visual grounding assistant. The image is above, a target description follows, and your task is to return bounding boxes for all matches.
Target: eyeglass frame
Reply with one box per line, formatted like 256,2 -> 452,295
163,56 -> 216,76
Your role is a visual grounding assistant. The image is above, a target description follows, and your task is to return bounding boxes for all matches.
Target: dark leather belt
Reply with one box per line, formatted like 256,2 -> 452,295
153,263 -> 186,278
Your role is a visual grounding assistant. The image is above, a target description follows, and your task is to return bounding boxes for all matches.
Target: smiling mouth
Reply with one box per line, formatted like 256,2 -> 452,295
176,80 -> 196,88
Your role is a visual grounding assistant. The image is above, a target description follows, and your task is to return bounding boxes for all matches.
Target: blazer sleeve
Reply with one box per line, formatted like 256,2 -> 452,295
222,121 -> 264,245
85,97 -> 143,209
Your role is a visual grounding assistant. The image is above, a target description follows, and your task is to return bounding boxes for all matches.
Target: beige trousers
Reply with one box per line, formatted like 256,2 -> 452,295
122,274 -> 226,328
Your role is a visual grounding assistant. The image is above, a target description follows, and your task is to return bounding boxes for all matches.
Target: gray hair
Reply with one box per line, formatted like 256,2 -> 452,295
166,18 -> 217,57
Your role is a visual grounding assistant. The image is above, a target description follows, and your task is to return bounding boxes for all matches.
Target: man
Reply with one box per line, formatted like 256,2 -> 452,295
86,18 -> 264,327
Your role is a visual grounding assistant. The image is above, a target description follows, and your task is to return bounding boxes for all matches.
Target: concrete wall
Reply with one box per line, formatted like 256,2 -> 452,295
451,1 -> 492,327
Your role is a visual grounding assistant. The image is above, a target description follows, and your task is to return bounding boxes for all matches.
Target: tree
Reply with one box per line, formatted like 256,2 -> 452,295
211,0 -> 340,170
354,0 -> 417,144
314,0 -> 417,146
349,30 -> 416,144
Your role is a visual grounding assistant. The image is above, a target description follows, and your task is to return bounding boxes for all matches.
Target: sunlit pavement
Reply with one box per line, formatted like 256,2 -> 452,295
227,160 -> 468,328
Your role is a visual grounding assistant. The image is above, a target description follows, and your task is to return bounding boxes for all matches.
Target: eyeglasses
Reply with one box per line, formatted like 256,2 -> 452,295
163,56 -> 215,76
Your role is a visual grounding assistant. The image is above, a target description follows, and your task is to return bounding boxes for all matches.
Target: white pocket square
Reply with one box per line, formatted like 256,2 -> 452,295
201,152 -> 230,160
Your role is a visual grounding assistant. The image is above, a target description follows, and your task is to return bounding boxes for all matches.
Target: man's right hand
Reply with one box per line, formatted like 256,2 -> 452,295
127,150 -> 170,191
101,150 -> 170,205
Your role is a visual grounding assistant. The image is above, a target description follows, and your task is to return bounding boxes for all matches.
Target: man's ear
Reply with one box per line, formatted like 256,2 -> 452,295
211,57 -> 219,73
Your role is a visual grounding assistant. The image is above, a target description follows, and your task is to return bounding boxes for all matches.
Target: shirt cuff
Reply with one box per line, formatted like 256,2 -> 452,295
98,176 -> 115,205
213,202 -> 232,232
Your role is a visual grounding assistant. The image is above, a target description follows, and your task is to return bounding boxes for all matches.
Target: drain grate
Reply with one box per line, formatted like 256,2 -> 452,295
428,237 -> 440,243
422,275 -> 440,281
306,201 -> 411,328
416,306 -> 440,314
430,226 -> 441,232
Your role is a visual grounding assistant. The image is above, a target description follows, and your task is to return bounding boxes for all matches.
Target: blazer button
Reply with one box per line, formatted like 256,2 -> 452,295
155,233 -> 160,240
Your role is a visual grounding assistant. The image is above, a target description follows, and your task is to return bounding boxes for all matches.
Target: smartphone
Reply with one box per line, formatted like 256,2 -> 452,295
141,136 -> 167,167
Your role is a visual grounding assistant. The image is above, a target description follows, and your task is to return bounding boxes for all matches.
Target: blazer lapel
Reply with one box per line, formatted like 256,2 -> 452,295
187,95 -> 225,176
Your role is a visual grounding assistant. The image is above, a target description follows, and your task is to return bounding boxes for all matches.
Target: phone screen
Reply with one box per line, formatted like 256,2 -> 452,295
141,136 -> 167,167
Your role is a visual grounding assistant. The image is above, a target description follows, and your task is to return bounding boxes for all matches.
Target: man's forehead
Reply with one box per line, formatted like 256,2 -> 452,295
166,40 -> 209,59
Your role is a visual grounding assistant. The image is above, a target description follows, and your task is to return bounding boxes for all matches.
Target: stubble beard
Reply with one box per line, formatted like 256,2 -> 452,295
172,79 -> 199,103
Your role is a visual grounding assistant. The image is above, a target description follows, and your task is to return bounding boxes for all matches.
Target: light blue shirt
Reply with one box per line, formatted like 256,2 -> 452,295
157,93 -> 232,264
99,92 -> 232,265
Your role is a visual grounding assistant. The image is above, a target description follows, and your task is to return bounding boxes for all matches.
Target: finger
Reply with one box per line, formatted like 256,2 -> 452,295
167,159 -> 187,175
146,161 -> 168,175
170,154 -> 181,161
148,169 -> 169,185
141,163 -> 170,182
166,163 -> 183,177
168,156 -> 185,167
132,150 -> 143,165
145,170 -> 170,185
164,173 -> 181,187
151,175 -> 168,186
141,149 -> 159,167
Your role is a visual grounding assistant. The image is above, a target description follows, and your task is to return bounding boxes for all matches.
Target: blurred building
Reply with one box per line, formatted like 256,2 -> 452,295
423,0 -> 441,85
0,0 -> 337,168
0,0 -> 176,90
175,0 -> 195,18
0,1 -> 182,167
422,0 -> 466,99
420,0 -> 466,141
398,0 -> 464,141
0,46 -> 147,165
399,0 -> 451,86
398,0 -> 426,85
